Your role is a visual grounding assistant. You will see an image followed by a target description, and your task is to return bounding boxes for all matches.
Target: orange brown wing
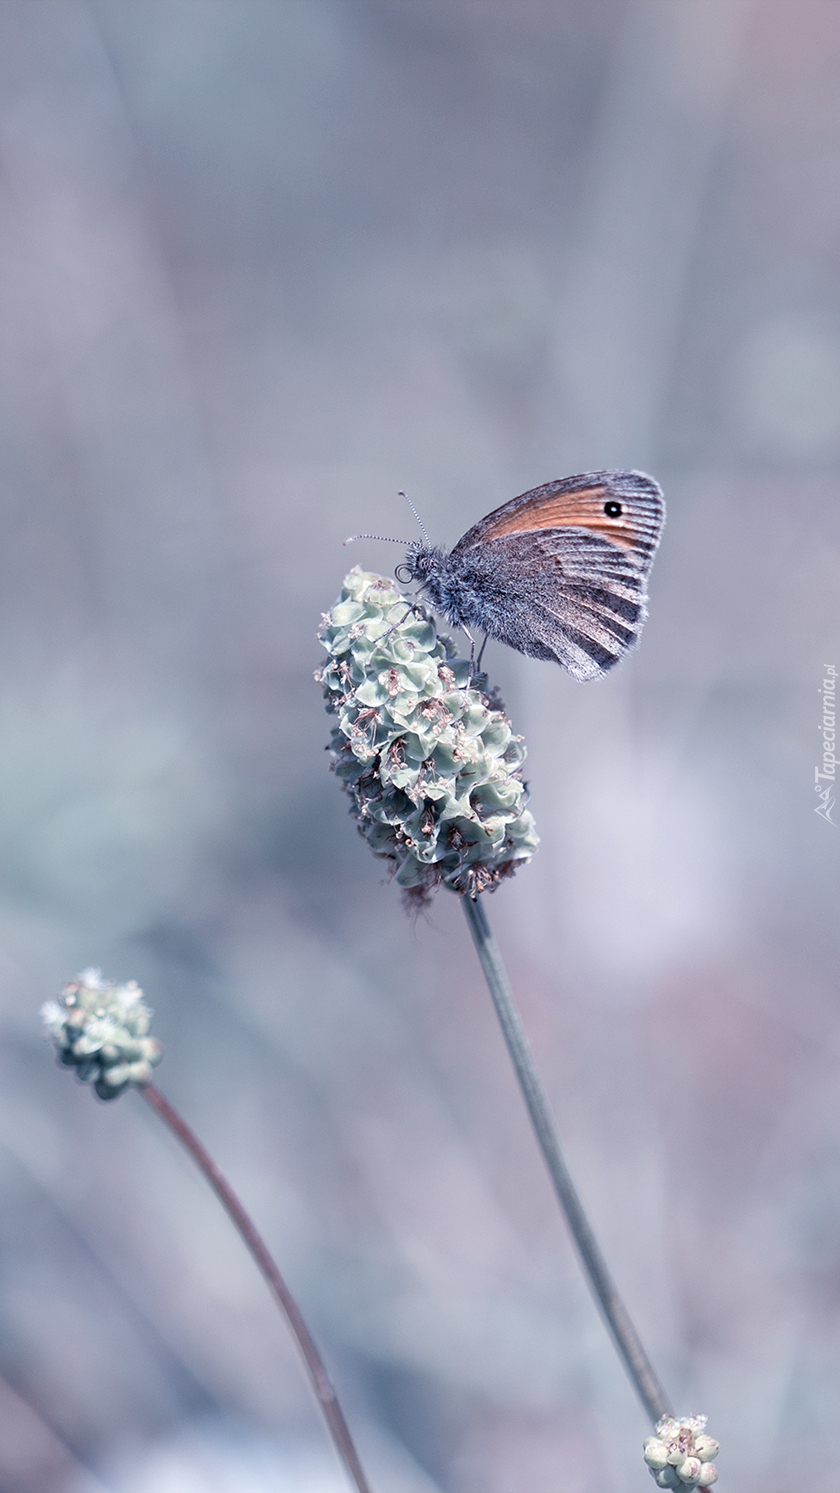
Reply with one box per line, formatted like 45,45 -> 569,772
450,470 -> 663,563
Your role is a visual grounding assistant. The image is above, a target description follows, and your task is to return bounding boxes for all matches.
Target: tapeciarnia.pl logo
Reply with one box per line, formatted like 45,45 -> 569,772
815,664 -> 837,824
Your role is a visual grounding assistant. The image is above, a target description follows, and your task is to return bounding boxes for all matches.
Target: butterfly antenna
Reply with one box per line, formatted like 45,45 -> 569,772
344,533 -> 409,547
399,491 -> 430,547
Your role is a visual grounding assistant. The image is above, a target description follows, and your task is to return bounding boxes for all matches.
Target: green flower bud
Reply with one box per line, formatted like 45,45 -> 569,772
98,1062 -> 130,1089
693,1436 -> 719,1462
317,570 -> 539,906
43,969 -> 163,1101
676,1457 -> 701,1484
653,1468 -> 680,1489
644,1439 -> 670,1471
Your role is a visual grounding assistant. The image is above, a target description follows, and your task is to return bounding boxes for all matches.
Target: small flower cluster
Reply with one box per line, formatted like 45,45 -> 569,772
317,569 -> 539,905
644,1415 -> 719,1488
42,969 -> 163,1100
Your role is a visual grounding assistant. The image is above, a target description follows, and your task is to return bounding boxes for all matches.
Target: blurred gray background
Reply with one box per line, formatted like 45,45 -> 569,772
0,1 -> 838,1489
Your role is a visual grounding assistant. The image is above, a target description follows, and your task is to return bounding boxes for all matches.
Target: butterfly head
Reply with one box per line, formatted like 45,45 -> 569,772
401,540 -> 434,578
399,540 -> 438,580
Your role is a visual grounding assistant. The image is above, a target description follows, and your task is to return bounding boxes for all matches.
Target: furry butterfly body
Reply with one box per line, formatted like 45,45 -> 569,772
404,469 -> 664,681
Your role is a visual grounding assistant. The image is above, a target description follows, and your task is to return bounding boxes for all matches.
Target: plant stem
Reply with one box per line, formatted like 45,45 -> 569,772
461,894 -> 672,1426
139,1082 -> 374,1493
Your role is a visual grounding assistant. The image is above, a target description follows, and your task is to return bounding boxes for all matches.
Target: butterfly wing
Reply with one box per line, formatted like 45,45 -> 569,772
449,470 -> 664,680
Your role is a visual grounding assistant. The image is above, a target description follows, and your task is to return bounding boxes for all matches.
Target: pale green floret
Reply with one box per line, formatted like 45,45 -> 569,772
645,1416 -> 718,1488
317,569 -> 539,904
693,1436 -> 719,1462
676,1459 -> 701,1484
42,969 -> 163,1101
643,1439 -> 670,1472
653,1470 -> 680,1490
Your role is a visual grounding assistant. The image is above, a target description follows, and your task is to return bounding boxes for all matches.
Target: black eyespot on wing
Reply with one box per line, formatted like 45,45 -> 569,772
604,500 -> 622,517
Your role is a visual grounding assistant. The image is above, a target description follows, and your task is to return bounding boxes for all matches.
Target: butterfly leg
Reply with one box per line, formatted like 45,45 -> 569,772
476,633 -> 489,670
380,602 -> 424,648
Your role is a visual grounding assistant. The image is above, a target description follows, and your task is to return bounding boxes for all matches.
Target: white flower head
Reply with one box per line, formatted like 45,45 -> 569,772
644,1415 -> 719,1487
318,570 -> 539,906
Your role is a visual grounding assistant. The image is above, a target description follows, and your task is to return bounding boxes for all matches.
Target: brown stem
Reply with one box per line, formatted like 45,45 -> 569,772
139,1082 -> 374,1493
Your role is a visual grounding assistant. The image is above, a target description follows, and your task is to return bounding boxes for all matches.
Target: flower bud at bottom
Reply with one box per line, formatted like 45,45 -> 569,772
43,971 -> 163,1101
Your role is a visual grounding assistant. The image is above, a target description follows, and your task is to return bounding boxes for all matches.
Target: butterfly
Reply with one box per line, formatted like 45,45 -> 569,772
395,470 -> 665,681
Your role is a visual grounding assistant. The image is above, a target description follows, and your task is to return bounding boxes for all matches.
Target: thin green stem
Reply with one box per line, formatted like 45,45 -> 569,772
462,894 -> 672,1426
139,1083 -> 374,1493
